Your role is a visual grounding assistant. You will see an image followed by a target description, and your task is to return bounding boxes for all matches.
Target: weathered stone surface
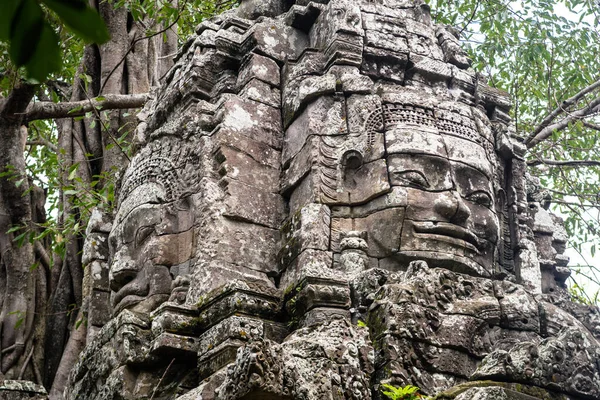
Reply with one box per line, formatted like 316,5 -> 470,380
473,328 -> 600,399
70,1 -> 600,400
0,381 -> 48,400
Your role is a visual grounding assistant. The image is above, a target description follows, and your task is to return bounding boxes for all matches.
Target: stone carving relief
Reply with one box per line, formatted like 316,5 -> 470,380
60,1 -> 600,400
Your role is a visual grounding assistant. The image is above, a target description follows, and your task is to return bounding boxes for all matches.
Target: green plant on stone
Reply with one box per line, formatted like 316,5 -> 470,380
380,384 -> 426,400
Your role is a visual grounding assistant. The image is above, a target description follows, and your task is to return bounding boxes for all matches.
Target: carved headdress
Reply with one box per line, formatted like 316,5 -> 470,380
118,134 -> 203,208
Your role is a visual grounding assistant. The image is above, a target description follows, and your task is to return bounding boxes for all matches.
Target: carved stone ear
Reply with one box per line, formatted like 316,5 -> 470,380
342,150 -> 363,170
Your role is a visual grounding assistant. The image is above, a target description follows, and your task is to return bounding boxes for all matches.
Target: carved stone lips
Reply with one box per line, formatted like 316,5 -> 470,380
412,221 -> 483,253
111,279 -> 148,314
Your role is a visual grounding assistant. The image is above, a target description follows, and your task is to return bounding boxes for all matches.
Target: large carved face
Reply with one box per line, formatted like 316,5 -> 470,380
108,183 -> 194,315
331,95 -> 501,278
107,137 -> 199,315
386,106 -> 499,276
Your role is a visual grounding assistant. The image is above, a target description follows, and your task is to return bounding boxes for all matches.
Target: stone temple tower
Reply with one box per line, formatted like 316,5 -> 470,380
59,0 -> 600,399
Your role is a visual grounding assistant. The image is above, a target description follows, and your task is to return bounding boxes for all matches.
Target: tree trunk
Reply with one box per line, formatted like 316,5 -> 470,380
0,84 -> 43,382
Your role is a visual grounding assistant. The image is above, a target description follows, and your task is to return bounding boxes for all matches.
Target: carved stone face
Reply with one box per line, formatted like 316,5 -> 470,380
386,106 -> 499,276
108,183 -> 194,315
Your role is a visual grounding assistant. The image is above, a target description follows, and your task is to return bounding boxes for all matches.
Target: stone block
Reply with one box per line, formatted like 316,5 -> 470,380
365,30 -> 409,54
151,302 -> 200,337
335,158 -> 391,205
281,136 -> 319,194
496,281 -> 540,332
85,208 -> 113,235
81,232 -> 109,266
253,21 -> 309,62
89,289 -> 111,327
214,126 -> 281,169
215,145 -> 280,193
237,53 -> 281,88
283,95 -> 347,165
279,203 -> 331,270
286,277 -> 351,317
222,180 -> 285,229
361,46 -> 408,83
87,261 -> 110,292
284,74 -> 338,124
239,78 -> 281,109
332,207 -> 404,258
288,171 -> 321,215
0,381 -> 47,399
190,280 -> 283,337
280,249 -> 334,290
150,332 -> 200,362
331,186 -> 408,219
217,96 -> 282,150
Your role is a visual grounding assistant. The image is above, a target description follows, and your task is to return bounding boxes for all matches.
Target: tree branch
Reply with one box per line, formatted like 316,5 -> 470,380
0,83 -> 37,121
525,96 -> 600,148
525,78 -> 600,145
27,140 -> 59,153
528,159 -> 600,167
22,93 -> 149,122
582,120 -> 600,131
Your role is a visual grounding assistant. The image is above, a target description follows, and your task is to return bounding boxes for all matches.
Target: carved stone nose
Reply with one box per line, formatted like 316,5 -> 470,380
434,191 -> 471,225
109,253 -> 139,292
451,193 -> 471,225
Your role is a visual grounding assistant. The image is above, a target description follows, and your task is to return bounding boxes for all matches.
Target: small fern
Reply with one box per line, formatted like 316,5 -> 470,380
380,384 -> 424,400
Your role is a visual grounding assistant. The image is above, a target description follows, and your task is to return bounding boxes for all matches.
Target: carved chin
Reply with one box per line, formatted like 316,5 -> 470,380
112,293 -> 170,316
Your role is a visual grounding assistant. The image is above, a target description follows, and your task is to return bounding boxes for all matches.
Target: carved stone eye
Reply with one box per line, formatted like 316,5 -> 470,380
395,170 -> 430,189
467,191 -> 492,207
135,226 -> 155,247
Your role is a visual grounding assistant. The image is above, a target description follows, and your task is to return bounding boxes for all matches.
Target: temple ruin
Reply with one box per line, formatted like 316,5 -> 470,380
3,0 -> 600,399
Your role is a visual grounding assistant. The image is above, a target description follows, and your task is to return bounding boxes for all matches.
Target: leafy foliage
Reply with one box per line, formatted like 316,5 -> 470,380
0,0 -> 109,81
381,384 -> 425,400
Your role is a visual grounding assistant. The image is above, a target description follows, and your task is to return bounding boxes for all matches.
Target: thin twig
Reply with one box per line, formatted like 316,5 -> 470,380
18,344 -> 35,380
150,358 -> 176,400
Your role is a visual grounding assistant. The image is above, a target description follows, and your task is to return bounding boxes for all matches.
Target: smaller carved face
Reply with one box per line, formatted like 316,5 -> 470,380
312,0 -> 363,48
108,184 -> 194,315
328,2 -> 362,34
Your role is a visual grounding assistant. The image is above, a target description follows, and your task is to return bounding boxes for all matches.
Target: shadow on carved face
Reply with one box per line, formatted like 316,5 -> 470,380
108,184 -> 194,315
388,123 -> 500,276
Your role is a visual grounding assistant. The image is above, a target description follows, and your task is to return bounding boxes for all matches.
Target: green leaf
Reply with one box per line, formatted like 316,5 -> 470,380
13,231 -> 28,246
9,0 -> 44,67
0,0 -> 22,41
13,312 -> 25,329
68,162 -> 79,180
6,225 -> 22,234
68,105 -> 83,114
42,0 -> 110,44
23,21 -> 62,82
